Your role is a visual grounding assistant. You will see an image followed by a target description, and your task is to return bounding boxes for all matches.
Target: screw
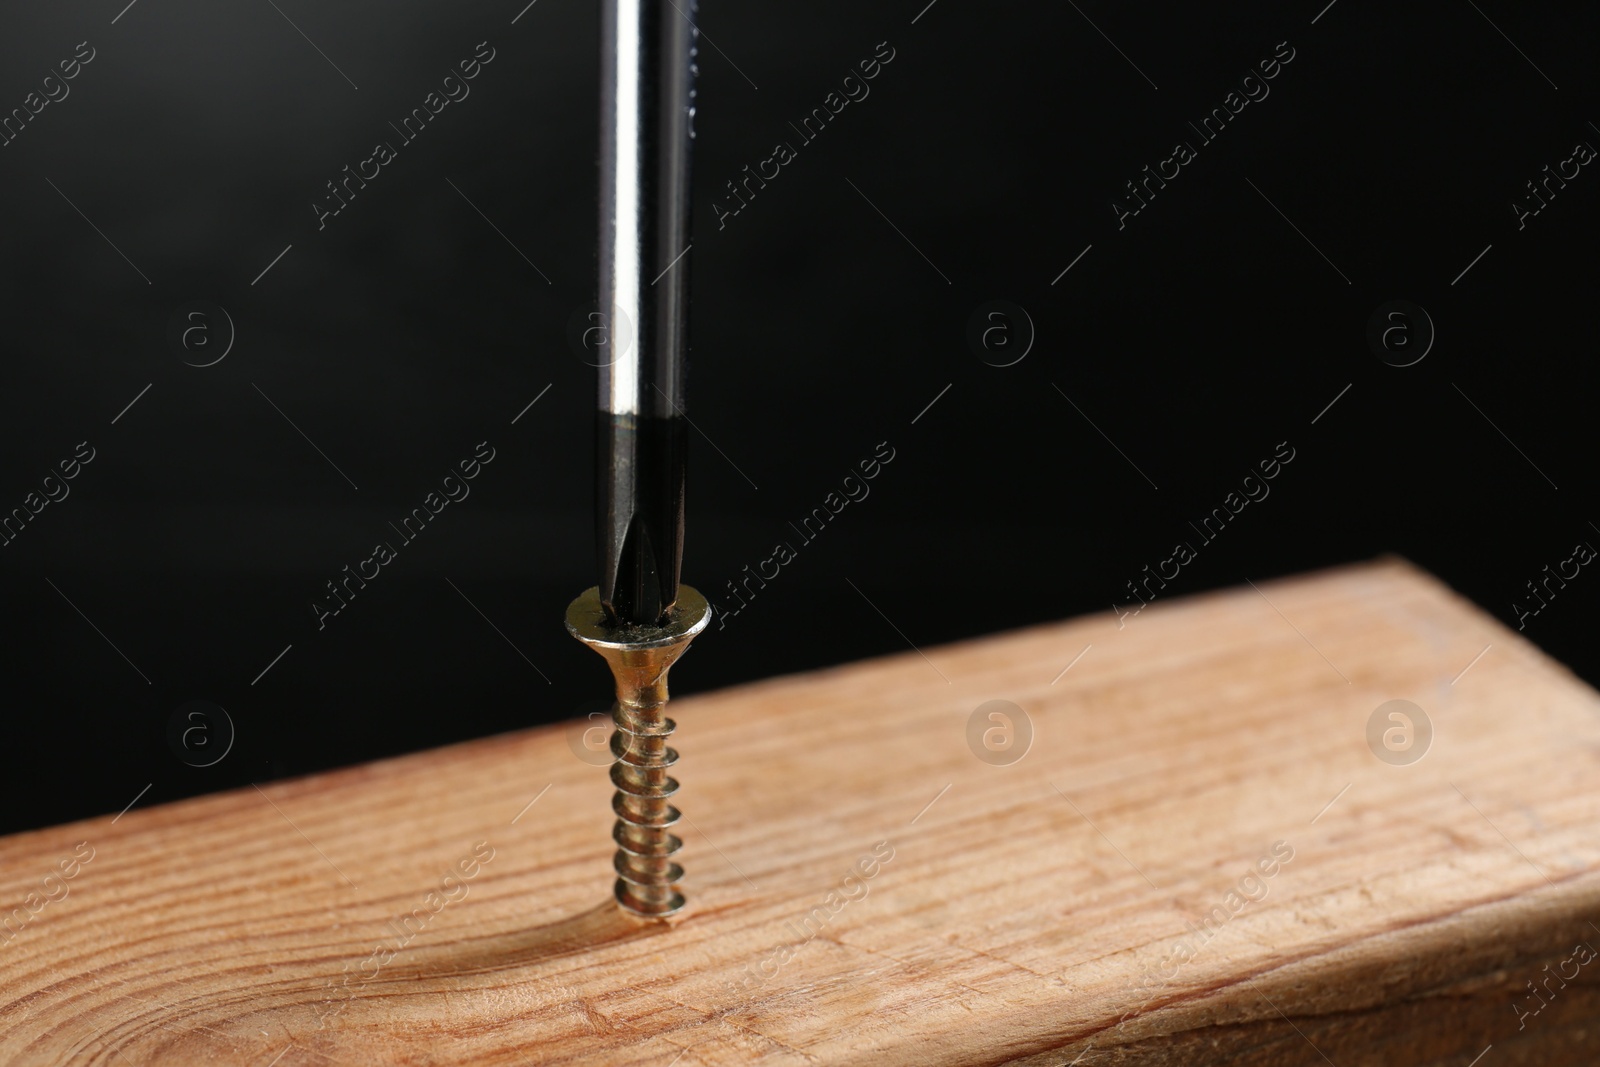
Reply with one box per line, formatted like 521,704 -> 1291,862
567,585 -> 710,918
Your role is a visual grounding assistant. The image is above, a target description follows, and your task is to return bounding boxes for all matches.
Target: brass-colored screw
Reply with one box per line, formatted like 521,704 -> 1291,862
566,585 -> 709,919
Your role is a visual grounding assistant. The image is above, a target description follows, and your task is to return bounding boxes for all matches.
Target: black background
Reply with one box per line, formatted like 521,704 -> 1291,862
1,0 -> 1594,836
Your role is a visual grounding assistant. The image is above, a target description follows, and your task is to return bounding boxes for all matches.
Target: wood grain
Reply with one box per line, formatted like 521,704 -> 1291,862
3,559 -> 1600,1065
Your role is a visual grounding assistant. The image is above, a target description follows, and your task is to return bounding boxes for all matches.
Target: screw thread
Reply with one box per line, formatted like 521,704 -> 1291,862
609,699 -> 685,916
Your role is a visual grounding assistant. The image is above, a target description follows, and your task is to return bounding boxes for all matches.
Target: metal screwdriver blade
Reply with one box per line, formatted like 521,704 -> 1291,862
597,0 -> 698,626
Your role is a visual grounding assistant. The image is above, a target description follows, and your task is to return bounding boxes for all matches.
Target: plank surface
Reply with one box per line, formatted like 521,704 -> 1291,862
4,559 -> 1600,1065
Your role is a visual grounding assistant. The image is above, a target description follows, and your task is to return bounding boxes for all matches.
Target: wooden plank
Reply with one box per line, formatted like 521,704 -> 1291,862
3,559 -> 1599,1065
